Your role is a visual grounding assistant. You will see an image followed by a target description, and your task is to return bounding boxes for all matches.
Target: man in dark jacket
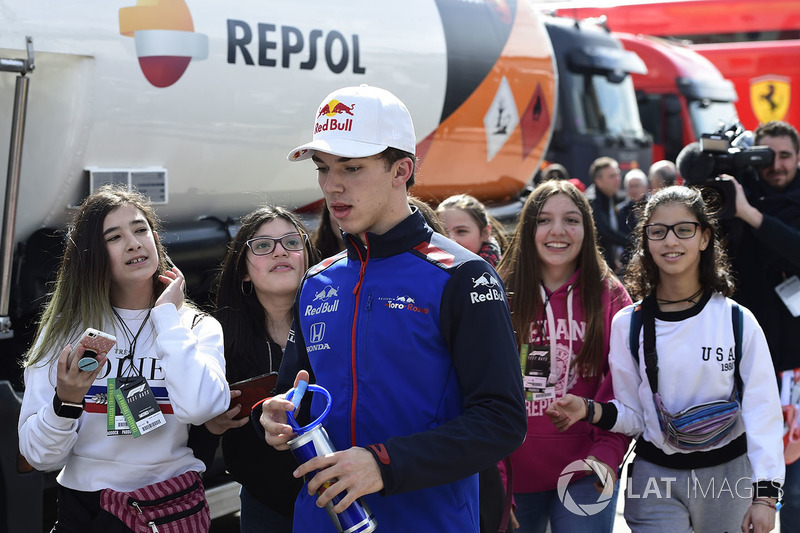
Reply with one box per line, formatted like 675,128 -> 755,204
258,85 -> 526,533
588,157 -> 627,272
729,120 -> 800,533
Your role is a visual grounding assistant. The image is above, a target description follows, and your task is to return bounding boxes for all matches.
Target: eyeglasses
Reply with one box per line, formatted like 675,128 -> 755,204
246,233 -> 305,255
643,222 -> 701,241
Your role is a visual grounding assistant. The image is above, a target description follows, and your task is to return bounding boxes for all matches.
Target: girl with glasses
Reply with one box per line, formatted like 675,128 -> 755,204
18,185 -> 230,532
548,186 -> 785,533
202,205 -> 320,533
496,180 -> 632,533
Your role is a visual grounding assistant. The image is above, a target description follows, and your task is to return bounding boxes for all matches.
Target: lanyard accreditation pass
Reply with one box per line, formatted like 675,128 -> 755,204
106,308 -> 165,438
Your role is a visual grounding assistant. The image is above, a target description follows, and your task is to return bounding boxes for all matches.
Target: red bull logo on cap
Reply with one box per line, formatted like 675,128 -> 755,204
314,99 -> 355,134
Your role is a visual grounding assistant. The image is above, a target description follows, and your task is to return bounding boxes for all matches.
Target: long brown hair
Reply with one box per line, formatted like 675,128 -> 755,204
214,205 -> 320,381
497,180 -> 614,377
623,186 -> 734,300
25,185 -> 169,367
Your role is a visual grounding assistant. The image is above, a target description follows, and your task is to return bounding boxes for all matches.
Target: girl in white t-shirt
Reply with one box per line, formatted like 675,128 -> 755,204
18,185 -> 229,532
548,186 -> 784,533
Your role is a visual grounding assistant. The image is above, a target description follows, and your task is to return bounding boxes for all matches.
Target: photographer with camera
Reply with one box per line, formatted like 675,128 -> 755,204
725,121 -> 800,533
678,120 -> 799,531
727,121 -> 800,370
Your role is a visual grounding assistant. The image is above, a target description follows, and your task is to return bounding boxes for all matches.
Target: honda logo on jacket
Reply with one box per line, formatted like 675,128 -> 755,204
310,322 -> 326,344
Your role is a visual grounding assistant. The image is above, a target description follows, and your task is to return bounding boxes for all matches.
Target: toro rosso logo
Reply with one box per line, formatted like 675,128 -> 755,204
119,0 -> 208,88
314,99 -> 355,134
470,273 -> 504,304
382,294 -> 429,314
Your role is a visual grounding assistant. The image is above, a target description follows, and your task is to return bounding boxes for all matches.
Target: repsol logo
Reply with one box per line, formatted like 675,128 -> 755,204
305,300 -> 339,316
226,20 -> 366,74
470,288 -> 504,304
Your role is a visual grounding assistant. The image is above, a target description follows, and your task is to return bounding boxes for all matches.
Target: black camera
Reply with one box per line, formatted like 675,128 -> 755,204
677,122 -> 775,218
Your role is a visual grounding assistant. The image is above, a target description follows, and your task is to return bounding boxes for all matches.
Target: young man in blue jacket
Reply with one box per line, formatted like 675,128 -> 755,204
258,84 -> 526,532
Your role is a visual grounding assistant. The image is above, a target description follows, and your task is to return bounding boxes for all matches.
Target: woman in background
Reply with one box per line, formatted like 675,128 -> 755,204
437,193 -> 507,266
205,205 -> 320,533
496,180 -> 630,533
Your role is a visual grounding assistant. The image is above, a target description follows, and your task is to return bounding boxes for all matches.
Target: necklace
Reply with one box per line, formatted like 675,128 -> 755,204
656,287 -> 704,306
112,307 -> 152,375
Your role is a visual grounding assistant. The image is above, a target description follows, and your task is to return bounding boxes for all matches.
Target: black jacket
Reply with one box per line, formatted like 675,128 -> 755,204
191,339 -> 303,519
591,192 -> 628,268
730,173 -> 800,371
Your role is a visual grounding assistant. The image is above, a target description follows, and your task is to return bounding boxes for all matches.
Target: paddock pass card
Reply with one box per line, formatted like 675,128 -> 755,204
113,376 -> 166,438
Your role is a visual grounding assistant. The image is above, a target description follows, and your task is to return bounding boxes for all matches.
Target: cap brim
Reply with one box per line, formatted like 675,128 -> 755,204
287,139 -> 388,162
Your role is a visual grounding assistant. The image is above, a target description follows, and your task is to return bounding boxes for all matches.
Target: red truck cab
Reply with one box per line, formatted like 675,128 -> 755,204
548,0 -> 800,132
694,39 -> 800,130
618,33 -> 738,161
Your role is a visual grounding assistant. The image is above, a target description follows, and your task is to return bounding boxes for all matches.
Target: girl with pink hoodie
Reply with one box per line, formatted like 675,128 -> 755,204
497,180 -> 631,532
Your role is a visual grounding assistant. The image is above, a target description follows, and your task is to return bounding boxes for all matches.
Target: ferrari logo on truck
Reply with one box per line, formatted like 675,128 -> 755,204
750,75 -> 791,124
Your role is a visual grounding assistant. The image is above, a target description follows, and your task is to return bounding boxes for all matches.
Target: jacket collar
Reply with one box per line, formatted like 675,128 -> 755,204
343,207 -> 433,260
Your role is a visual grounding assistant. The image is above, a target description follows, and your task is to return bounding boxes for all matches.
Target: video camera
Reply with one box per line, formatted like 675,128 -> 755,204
676,122 -> 775,218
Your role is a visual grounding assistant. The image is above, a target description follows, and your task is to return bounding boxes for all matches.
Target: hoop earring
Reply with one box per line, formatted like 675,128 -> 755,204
241,280 -> 253,296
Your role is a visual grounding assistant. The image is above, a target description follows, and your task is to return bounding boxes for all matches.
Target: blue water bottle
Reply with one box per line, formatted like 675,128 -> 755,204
286,383 -> 378,533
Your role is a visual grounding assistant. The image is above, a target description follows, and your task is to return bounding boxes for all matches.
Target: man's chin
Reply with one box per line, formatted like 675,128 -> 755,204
762,173 -> 783,187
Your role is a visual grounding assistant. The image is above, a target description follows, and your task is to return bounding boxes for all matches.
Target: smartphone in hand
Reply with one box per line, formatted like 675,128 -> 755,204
77,328 -> 116,371
229,372 -> 278,419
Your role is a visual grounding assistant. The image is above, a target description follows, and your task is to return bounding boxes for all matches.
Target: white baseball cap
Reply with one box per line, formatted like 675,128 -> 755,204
287,84 -> 416,162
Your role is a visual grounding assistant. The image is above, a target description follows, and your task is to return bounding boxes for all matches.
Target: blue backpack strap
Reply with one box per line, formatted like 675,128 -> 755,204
629,300 -> 643,366
732,302 -> 744,398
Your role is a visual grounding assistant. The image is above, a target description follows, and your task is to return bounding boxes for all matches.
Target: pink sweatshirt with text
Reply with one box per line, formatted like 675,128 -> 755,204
511,269 -> 632,493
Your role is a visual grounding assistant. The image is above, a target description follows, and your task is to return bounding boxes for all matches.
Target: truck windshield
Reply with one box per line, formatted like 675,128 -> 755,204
568,72 -> 645,137
688,100 -> 739,140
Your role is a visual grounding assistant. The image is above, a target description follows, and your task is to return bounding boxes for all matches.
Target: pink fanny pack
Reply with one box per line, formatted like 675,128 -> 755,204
100,470 -> 210,533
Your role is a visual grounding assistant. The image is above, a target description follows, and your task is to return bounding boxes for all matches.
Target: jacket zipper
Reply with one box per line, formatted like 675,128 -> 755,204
350,235 -> 369,446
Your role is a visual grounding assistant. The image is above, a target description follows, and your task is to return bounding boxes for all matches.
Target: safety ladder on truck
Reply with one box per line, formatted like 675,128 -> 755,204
0,37 -> 42,533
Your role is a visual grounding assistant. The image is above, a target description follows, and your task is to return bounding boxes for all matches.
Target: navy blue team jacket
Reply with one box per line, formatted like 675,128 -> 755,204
277,209 -> 526,533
